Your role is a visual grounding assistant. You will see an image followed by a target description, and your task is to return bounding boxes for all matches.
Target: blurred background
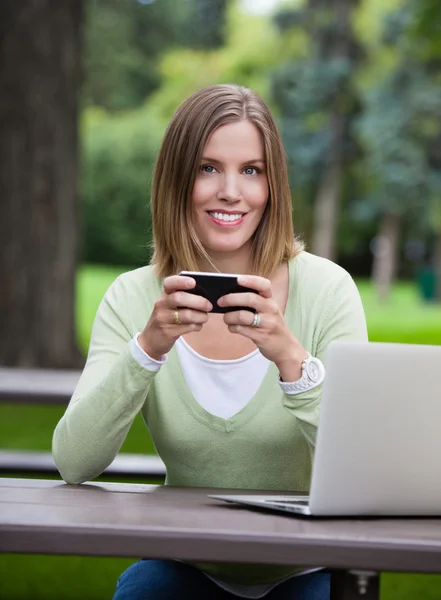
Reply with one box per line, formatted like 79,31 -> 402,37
1,0 -> 441,598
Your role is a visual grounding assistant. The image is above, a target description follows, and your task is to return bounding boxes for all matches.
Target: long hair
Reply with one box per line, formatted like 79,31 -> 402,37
150,84 -> 303,278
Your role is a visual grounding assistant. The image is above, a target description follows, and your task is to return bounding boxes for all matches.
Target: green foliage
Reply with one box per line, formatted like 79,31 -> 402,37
355,4 -> 441,223
428,173 -> 441,234
411,0 -> 441,59
82,0 -> 231,112
270,0 -> 363,244
82,0 -> 194,111
271,57 -> 354,186
81,106 -> 166,266
145,2 -> 295,122
183,0 -> 228,49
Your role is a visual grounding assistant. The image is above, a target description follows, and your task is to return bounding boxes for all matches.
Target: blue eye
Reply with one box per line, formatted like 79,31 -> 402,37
244,167 -> 259,175
201,165 -> 216,174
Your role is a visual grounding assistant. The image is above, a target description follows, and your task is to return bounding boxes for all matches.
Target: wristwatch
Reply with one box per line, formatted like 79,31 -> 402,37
279,352 -> 326,395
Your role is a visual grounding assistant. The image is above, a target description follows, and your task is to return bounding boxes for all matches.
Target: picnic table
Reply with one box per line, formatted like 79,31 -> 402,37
0,367 -> 166,479
3,478 -> 441,599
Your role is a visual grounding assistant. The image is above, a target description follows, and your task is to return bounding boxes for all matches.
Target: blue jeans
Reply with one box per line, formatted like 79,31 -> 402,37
112,559 -> 330,599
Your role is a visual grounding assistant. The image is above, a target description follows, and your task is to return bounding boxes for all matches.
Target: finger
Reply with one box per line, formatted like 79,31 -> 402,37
223,310 -> 260,327
163,275 -> 196,295
237,275 -> 272,299
172,322 -> 204,335
226,323 -> 258,339
167,290 -> 213,313
172,308 -> 209,325
217,292 -> 265,312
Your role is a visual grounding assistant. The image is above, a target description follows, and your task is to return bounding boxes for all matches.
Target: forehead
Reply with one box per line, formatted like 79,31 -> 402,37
203,120 -> 265,161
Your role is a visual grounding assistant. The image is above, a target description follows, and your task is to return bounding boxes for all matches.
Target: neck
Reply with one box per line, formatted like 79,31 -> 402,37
199,247 -> 253,275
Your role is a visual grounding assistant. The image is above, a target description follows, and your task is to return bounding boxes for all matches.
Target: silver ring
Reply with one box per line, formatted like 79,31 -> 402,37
251,312 -> 261,328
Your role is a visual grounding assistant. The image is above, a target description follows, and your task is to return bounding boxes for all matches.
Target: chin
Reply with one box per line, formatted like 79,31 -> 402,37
202,237 -> 249,254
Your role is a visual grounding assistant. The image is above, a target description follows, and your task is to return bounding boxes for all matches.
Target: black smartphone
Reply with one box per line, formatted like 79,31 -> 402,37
179,271 -> 258,313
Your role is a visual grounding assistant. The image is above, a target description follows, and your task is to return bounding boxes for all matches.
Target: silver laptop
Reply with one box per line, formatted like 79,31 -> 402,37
210,340 -> 441,517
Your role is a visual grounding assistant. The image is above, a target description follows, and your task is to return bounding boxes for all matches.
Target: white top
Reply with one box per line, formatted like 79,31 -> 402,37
131,334 -> 270,419
129,333 -> 321,597
175,337 -> 270,419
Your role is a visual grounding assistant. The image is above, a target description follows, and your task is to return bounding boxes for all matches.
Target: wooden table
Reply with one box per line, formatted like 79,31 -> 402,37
2,479 -> 441,598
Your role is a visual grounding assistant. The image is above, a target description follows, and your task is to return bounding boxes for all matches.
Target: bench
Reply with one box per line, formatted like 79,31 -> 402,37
0,367 -> 166,480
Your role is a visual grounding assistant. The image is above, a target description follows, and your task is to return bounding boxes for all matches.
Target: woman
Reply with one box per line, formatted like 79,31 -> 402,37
53,84 -> 368,599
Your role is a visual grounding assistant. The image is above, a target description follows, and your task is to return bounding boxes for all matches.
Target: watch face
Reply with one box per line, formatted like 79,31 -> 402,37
306,359 -> 320,382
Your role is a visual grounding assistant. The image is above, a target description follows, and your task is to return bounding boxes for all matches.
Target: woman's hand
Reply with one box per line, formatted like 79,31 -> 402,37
138,275 -> 212,360
218,275 -> 308,381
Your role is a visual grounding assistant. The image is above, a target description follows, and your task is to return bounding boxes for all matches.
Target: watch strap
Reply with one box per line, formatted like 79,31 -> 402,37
279,353 -> 326,396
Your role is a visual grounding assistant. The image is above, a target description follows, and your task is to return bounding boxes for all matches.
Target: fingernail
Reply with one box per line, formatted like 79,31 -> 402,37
207,302 -> 213,311
186,278 -> 194,288
217,297 -> 224,306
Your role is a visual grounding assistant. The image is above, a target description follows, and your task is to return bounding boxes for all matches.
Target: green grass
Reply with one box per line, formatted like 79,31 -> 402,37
358,280 -> 441,346
1,264 -> 441,599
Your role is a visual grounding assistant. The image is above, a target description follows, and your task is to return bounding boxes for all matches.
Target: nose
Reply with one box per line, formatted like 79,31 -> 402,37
217,173 -> 241,203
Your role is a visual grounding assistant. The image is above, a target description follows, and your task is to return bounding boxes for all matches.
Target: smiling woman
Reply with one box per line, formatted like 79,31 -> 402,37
150,84 -> 301,279
191,120 -> 269,270
52,84 -> 368,600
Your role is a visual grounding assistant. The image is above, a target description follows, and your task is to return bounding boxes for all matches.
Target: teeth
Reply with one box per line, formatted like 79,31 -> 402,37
209,212 -> 243,222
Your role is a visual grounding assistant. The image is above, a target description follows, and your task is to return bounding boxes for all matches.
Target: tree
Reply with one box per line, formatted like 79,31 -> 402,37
0,0 -> 84,367
428,170 -> 441,300
82,0 -> 227,112
184,0 -> 228,49
412,0 -> 441,301
271,0 -> 362,261
412,0 -> 441,61
356,4 -> 441,301
82,0 -> 188,111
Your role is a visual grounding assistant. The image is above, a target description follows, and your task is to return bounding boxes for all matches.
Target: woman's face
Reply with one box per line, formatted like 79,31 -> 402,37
191,120 -> 269,263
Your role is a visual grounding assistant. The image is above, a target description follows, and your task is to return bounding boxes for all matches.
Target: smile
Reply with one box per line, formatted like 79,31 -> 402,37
207,211 -> 245,223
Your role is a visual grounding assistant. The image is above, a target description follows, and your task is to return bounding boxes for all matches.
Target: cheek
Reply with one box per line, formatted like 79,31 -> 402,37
192,179 -> 215,207
247,181 -> 269,209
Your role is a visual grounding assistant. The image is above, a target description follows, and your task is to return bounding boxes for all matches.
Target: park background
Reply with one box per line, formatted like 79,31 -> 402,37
1,0 -> 441,598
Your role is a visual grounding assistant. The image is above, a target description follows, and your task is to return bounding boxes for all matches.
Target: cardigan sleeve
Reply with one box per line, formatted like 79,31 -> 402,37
282,271 -> 368,448
52,276 -> 159,484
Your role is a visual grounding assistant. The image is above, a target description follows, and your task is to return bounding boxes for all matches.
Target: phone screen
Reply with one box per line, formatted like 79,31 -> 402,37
179,271 -> 258,313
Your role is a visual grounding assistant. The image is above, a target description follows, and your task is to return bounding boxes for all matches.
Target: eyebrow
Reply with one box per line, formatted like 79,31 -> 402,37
201,157 -> 266,165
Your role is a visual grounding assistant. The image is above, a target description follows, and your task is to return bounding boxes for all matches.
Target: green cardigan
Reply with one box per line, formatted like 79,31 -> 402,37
53,251 -> 368,585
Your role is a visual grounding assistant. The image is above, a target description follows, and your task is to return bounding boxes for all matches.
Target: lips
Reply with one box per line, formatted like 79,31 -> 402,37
207,211 -> 245,221
207,211 -> 245,227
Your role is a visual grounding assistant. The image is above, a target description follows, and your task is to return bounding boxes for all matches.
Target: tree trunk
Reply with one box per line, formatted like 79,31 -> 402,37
312,113 -> 345,261
310,0 -> 357,261
371,214 -> 401,303
0,0 -> 84,367
434,232 -> 441,303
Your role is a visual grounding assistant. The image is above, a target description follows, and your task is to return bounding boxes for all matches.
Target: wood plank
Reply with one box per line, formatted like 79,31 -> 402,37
0,367 -> 79,404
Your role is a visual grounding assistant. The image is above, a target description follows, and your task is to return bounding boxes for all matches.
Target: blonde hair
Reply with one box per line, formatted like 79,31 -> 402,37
150,84 -> 303,278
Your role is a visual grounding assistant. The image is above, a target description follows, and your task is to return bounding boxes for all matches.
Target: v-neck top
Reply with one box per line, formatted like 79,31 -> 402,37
175,337 -> 270,419
53,251 -> 368,586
